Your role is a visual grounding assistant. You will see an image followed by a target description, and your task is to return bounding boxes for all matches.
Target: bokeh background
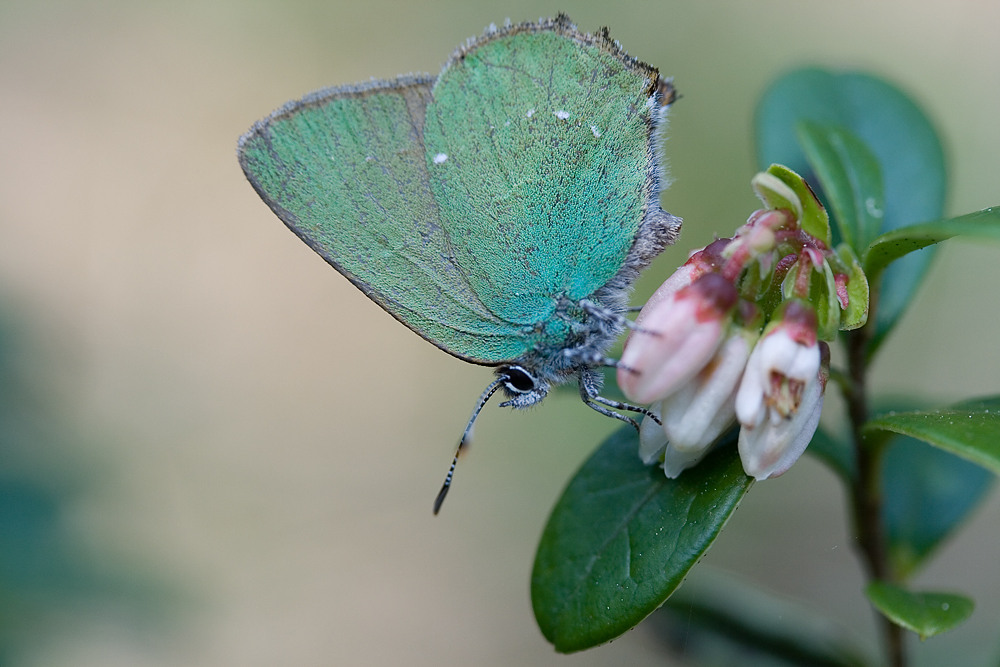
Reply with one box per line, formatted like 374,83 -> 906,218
1,0 -> 998,665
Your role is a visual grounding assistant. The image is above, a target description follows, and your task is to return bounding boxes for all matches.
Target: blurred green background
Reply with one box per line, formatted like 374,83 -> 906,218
0,0 -> 998,665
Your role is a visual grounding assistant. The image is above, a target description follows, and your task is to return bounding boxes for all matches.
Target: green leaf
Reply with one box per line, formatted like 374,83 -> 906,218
797,121 -> 884,253
863,206 -> 1000,285
652,568 -> 873,667
756,68 -> 946,352
531,426 -> 753,653
866,581 -> 974,639
863,395 -> 1000,475
881,434 -> 993,578
0,313 -> 175,654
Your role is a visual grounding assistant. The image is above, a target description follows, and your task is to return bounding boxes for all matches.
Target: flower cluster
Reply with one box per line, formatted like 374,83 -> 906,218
618,166 -> 866,480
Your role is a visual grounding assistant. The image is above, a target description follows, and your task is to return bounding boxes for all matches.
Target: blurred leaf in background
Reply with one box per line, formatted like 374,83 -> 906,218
0,308 -> 172,664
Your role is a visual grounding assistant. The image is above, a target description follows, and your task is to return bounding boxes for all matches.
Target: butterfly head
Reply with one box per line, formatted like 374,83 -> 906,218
496,364 -> 550,409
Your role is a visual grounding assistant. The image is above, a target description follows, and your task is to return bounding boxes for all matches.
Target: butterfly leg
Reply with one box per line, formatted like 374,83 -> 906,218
578,297 -> 659,337
578,298 -> 629,330
580,392 -> 639,430
576,373 -> 662,431
566,346 -> 640,382
591,393 -> 663,426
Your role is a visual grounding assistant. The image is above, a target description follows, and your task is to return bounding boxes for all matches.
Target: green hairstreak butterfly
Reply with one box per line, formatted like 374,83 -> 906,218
237,15 -> 680,512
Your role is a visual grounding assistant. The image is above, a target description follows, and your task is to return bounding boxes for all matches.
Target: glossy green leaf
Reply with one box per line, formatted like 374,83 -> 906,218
652,568 -> 873,666
864,395 -> 1000,475
866,581 -> 974,639
863,206 -> 1000,285
797,121 -> 884,253
881,433 -> 993,578
531,427 -> 752,653
756,68 -> 946,352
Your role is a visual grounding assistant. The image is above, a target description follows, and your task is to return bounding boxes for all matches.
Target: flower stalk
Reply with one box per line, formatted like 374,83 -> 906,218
845,291 -> 907,667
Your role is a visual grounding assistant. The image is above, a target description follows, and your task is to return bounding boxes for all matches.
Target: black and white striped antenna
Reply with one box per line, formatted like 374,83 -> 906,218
433,376 -> 505,515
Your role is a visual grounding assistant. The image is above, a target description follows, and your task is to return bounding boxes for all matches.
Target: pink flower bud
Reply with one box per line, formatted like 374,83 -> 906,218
738,351 -> 828,479
635,326 -> 756,478
655,327 -> 756,478
631,241 -> 730,332
618,273 -> 738,405
631,263 -> 697,330
804,246 -> 825,269
735,302 -> 819,428
734,306 -> 826,480
740,208 -> 792,247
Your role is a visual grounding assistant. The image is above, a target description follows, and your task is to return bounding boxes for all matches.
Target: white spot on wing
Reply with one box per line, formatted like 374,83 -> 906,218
433,153 -> 448,164
554,110 -> 570,120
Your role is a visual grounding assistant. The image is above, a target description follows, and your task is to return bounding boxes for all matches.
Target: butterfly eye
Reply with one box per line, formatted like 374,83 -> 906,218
502,365 -> 537,394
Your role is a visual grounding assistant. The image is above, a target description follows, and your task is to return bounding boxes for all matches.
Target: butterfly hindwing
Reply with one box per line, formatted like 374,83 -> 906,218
424,22 -> 661,329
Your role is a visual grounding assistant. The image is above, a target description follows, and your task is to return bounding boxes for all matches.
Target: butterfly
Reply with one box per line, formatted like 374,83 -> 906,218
237,15 -> 680,512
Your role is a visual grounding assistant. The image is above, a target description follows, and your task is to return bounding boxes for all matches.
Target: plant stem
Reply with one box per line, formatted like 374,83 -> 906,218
845,321 -> 906,667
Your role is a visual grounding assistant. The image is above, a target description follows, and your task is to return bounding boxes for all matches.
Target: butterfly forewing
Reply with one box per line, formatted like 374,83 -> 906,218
238,77 -> 529,364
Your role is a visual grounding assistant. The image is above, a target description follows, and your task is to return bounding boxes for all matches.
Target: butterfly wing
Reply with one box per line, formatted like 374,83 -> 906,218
238,76 -> 530,364
424,19 -> 671,328
238,18 -> 673,367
